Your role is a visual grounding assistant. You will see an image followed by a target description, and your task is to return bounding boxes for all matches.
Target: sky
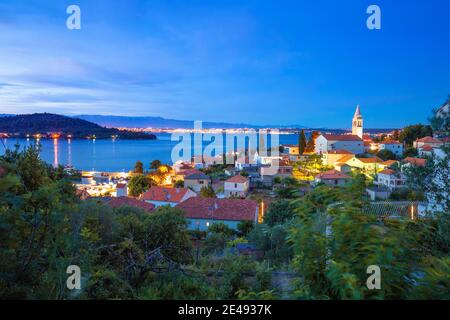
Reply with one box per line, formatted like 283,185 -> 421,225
0,0 -> 449,128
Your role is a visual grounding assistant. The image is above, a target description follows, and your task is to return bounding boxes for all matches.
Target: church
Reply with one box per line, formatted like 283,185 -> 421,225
315,105 -> 365,155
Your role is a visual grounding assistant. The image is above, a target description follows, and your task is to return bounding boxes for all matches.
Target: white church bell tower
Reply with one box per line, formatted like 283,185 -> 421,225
352,105 -> 363,139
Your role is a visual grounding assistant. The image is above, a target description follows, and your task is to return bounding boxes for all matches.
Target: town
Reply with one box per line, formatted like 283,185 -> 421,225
71,102 -> 449,231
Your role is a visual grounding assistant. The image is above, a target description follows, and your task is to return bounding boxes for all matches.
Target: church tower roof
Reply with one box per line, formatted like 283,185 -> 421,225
354,105 -> 361,117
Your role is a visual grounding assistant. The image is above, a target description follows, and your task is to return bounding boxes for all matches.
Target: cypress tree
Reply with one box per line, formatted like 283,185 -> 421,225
298,129 -> 306,155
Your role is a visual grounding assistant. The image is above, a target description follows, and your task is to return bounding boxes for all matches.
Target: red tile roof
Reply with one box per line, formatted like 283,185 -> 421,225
379,169 -> 395,175
421,144 -> 433,152
323,134 -> 363,141
116,183 -> 127,189
337,155 -> 355,163
382,160 -> 398,167
185,172 -> 210,180
106,196 -> 155,212
226,175 -> 249,183
416,136 -> 442,143
315,170 -> 350,180
176,197 -> 258,221
327,149 -> 354,155
356,156 -> 383,164
140,186 -> 192,203
179,168 -> 202,177
403,157 -> 426,167
279,159 -> 292,167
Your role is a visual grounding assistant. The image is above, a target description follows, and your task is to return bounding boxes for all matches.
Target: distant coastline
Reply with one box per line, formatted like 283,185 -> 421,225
0,113 -> 157,140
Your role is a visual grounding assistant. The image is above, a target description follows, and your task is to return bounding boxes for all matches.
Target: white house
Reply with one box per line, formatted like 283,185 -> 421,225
378,142 -> 404,157
176,198 -> 259,231
376,169 -> 405,190
315,134 -> 364,155
224,175 -> 250,198
314,170 -> 351,187
115,182 -> 128,197
413,136 -> 443,149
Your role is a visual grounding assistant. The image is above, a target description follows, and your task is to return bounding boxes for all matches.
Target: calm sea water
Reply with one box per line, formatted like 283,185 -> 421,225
0,133 -> 300,172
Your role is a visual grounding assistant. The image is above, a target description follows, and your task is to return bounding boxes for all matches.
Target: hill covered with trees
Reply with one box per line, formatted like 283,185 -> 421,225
0,113 -> 156,140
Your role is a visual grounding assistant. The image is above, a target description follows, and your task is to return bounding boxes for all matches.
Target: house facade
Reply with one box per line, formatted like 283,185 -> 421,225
315,134 -> 364,155
314,170 -> 351,187
413,136 -> 443,149
224,175 -> 250,197
376,169 -> 405,190
378,142 -> 404,157
183,172 -> 211,192
322,150 -> 355,167
343,156 -> 386,174
115,182 -> 128,197
176,197 -> 259,231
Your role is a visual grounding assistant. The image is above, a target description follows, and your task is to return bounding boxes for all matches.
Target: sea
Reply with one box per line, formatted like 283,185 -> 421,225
0,133 -> 301,172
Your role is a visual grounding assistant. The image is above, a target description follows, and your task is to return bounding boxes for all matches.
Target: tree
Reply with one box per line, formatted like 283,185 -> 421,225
298,130 -> 307,155
150,160 -> 162,170
392,130 -> 400,141
305,131 -> 320,154
240,171 -> 249,177
264,200 -> 296,226
134,160 -> 144,174
200,186 -> 216,198
174,180 -> 184,188
399,124 -> 433,147
377,149 -> 396,161
403,147 -> 418,158
237,220 -> 254,237
208,222 -> 235,237
128,174 -> 150,197
428,96 -> 449,135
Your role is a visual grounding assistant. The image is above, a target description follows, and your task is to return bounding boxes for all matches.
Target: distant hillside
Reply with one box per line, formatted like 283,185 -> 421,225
74,114 -> 306,129
0,113 -> 156,140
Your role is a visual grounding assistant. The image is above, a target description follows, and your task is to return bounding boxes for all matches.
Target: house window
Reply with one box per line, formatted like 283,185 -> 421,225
235,183 -> 237,188
199,180 -> 204,184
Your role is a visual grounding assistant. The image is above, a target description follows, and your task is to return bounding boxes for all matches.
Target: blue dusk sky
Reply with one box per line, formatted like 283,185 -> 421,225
0,0 -> 449,128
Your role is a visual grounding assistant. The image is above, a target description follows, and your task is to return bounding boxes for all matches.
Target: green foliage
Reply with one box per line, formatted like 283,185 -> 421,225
377,149 -> 397,161
220,255 -> 256,298
240,171 -> 249,177
199,185 -> 216,198
237,220 -> 254,237
305,131 -> 319,154
150,160 -> 162,170
264,200 -> 296,227
140,272 -> 217,299
389,188 -> 425,201
404,147 -> 450,213
248,224 -> 293,266
289,172 -> 450,299
399,124 -> 433,147
403,147 -> 418,158
174,180 -> 184,188
298,130 -> 307,155
128,174 -> 150,197
134,160 -> 144,174
208,222 -> 235,237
